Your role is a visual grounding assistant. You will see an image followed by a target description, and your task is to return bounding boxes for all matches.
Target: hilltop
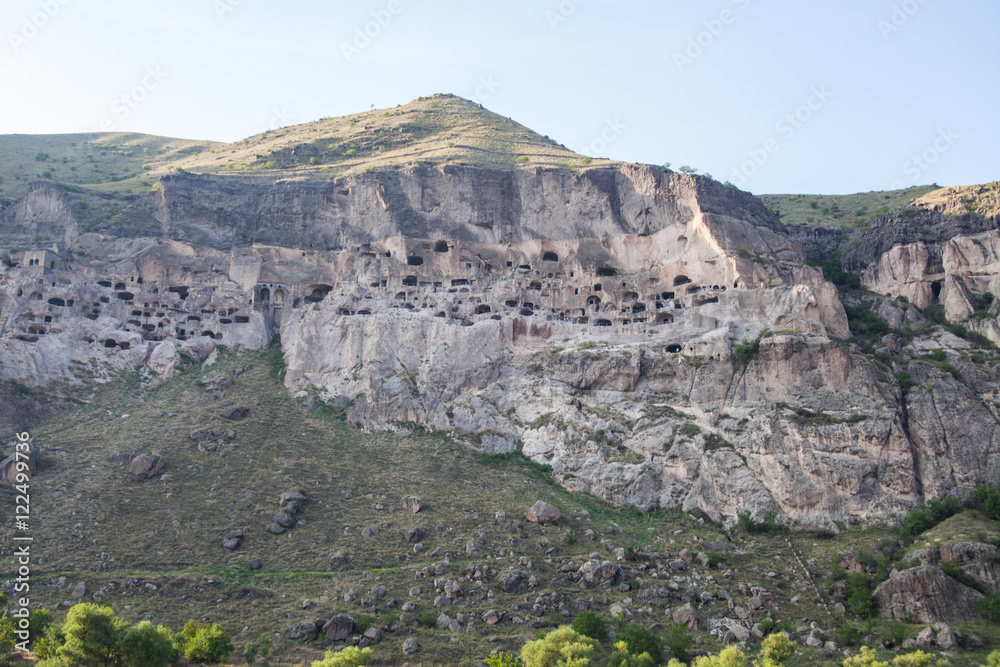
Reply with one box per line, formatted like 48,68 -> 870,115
0,95 -> 598,201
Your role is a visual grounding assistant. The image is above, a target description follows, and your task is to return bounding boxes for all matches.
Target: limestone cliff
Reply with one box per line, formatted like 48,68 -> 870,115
2,155 -> 998,528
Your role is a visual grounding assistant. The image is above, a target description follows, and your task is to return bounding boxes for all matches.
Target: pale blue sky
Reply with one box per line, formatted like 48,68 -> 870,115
1,0 -> 997,194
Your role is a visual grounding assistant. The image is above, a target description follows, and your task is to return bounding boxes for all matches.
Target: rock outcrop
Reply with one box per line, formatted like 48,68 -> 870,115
874,565 -> 983,623
2,163 -> 999,525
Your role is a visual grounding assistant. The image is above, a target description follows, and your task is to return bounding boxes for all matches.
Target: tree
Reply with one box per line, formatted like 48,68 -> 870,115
691,646 -> 748,667
663,624 -> 695,663
757,633 -> 793,667
520,626 -> 597,667
117,621 -> 175,667
311,645 -> 373,667
57,603 -> 126,667
609,640 -> 657,667
571,611 -> 608,643
616,624 -> 663,666
842,646 -> 889,667
184,624 -> 233,664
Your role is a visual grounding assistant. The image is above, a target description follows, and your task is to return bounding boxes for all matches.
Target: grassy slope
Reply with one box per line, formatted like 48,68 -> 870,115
0,95 -> 604,201
759,186 -> 939,231
4,346 -> 999,665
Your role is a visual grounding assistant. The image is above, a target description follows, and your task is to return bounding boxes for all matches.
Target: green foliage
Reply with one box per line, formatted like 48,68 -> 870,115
678,165 -> 698,174
520,626 -> 596,667
609,640 -> 657,667
984,649 -> 1000,667
844,301 -> 890,338
312,645 -> 373,667
737,510 -> 778,534
927,348 -> 946,362
28,608 -> 54,649
258,634 -> 272,658
891,650 -> 950,666
838,625 -> 862,646
417,612 -> 436,628
843,646 -> 889,667
309,157 -> 320,165
897,496 -> 963,539
663,623 -> 694,662
690,645 -> 748,666
571,611 -> 608,643
706,551 -> 724,568
117,621 -> 176,667
846,573 -> 876,619
243,642 -> 259,665
183,623 -> 233,664
57,603 -> 127,667
732,336 -> 761,369
615,624 -> 663,666
808,258 -> 862,290
760,632 -> 793,665
354,614 -> 373,633
487,652 -> 525,667
972,484 -> 1000,520
978,595 -> 1000,622
515,156 -> 530,164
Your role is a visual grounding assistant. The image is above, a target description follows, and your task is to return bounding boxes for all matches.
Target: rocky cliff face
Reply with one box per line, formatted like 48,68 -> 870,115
2,165 -> 999,528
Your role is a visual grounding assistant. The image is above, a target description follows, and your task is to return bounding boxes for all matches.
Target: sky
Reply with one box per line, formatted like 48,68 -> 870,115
1,0 -> 997,195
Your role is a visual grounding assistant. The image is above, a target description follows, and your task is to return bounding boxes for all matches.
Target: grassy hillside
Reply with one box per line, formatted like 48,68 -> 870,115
4,344 -> 1000,665
0,132 -> 222,199
0,95 -> 601,201
760,186 -> 939,230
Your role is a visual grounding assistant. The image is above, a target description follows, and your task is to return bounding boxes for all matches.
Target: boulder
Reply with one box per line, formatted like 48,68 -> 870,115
265,523 -> 286,535
673,603 -> 704,630
874,565 -> 983,623
128,454 -> 165,481
401,496 -> 423,513
285,622 -> 318,642
525,500 -> 561,524
0,444 -> 40,483
403,528 -> 425,544
322,614 -> 355,641
484,609 -> 502,625
499,571 -> 522,593
576,560 -> 622,589
222,405 -> 250,421
273,512 -> 296,528
280,490 -> 307,504
402,638 -> 419,655
329,553 -> 347,568
222,536 -> 242,551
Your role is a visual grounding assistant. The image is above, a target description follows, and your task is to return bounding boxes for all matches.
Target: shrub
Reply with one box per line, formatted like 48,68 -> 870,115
663,623 -> 694,662
984,649 -> 1000,667
520,626 -> 596,667
309,157 -> 320,165
897,496 -> 963,539
515,156 -> 530,164
737,510 -> 778,534
312,646 -> 373,667
760,632 -> 793,665
117,621 -> 175,667
615,624 -> 663,666
609,640 -> 658,667
183,624 -> 233,664
972,484 -> 1000,520
838,625 -> 861,646
417,612 -> 436,628
57,603 -> 127,666
706,551 -> 724,568
732,336 -> 761,368
842,646 -> 888,667
354,614 -> 373,633
689,646 -> 748,666
978,595 -> 1000,622
846,573 -> 876,619
486,652 -> 525,667
571,611 -> 608,643
891,650 -> 950,666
